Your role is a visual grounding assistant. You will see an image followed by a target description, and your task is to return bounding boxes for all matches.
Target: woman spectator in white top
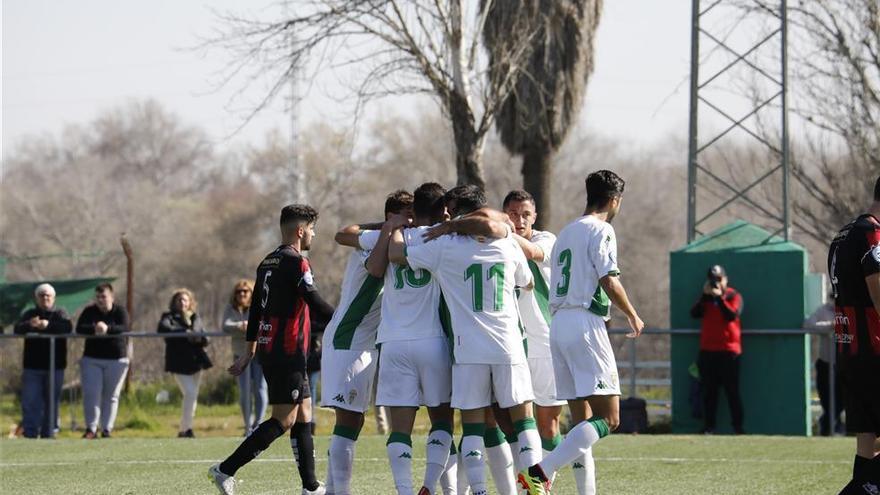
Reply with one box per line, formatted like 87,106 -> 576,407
222,279 -> 268,436
76,283 -> 130,439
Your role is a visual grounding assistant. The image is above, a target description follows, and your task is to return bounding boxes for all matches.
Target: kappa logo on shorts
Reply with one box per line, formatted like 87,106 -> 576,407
465,450 -> 482,458
519,446 -> 533,453
573,462 -> 585,469
861,483 -> 879,495
596,380 -> 610,390
332,394 -> 345,403
428,439 -> 444,446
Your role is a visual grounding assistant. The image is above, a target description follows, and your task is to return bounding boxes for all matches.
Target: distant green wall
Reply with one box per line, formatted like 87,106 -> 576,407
670,221 -> 814,435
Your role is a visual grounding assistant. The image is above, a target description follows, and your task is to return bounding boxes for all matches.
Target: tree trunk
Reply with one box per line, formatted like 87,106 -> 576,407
522,145 -> 553,229
448,91 -> 486,188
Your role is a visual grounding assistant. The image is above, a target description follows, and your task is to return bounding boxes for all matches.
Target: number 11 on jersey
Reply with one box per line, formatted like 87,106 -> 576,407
464,263 -> 505,312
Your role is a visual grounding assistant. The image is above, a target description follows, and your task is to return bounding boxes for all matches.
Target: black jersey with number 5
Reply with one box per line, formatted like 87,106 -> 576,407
246,245 -> 335,366
828,214 -> 880,363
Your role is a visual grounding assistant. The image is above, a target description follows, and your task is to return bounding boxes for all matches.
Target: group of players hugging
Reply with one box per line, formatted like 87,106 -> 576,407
209,169 -> 644,495
209,171 -> 880,494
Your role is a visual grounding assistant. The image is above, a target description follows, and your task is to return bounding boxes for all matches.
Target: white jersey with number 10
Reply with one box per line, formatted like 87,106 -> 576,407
360,226 -> 444,344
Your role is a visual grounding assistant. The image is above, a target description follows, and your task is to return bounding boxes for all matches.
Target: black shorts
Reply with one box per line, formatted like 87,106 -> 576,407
840,360 -> 880,436
262,362 -> 311,405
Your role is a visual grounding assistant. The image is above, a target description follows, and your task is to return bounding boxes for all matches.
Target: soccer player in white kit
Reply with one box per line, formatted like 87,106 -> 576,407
323,191 -> 413,495
357,183 -> 458,495
502,190 -> 596,494
518,171 -> 645,495
390,185 -> 544,495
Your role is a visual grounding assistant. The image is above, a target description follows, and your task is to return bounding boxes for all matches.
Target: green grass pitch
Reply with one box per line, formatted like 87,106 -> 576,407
0,434 -> 853,494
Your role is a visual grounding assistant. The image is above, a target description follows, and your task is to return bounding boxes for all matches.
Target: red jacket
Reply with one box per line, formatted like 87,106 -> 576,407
691,287 -> 743,354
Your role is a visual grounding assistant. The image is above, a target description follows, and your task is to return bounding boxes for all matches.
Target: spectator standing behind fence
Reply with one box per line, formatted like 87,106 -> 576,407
76,283 -> 130,439
158,288 -> 212,438
690,265 -> 745,434
13,283 -> 73,439
803,300 -> 844,436
222,279 -> 267,436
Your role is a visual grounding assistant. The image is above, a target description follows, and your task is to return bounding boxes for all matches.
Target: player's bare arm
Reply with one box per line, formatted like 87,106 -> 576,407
512,232 -> 545,261
388,227 -> 408,265
422,214 -> 509,241
599,274 -> 644,338
364,213 -> 410,277
335,221 -> 385,247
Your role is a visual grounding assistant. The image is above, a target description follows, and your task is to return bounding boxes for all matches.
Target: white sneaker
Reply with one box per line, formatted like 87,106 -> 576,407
208,464 -> 235,495
302,480 -> 327,495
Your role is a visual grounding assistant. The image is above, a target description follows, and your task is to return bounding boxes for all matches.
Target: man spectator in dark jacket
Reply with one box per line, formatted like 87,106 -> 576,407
691,265 -> 745,434
14,283 -> 73,438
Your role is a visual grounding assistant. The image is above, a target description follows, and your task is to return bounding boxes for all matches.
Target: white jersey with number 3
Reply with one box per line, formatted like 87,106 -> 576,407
406,232 -> 532,365
360,226 -> 444,343
549,215 -> 619,318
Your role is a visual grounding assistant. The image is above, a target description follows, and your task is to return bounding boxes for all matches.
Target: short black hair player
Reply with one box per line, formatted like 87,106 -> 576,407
828,177 -> 880,493
210,204 -> 335,495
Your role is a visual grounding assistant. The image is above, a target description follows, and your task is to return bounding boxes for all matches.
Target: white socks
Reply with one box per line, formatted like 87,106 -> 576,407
328,428 -> 359,495
423,425 -> 453,493
572,448 -> 596,495
387,433 -> 414,495
513,418 -> 542,470
460,424 -> 487,495
539,418 -> 608,477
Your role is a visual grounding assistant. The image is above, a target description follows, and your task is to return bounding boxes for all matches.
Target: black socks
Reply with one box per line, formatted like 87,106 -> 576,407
220,418 -> 285,476
291,421 -> 319,491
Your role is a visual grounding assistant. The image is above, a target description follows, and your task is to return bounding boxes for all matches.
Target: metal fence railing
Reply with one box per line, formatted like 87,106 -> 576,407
1,327 -> 837,431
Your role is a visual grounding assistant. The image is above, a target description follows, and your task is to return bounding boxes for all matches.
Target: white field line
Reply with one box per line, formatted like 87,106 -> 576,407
0,456 -> 850,467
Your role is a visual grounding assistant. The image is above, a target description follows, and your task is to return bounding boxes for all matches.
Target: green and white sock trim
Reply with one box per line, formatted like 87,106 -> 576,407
332,424 -> 361,441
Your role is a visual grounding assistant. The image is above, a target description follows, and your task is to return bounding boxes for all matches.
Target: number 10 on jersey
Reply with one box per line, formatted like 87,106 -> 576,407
464,263 -> 505,312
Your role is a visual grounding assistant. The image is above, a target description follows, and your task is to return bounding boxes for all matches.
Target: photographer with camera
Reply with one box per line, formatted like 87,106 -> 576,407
690,265 -> 745,434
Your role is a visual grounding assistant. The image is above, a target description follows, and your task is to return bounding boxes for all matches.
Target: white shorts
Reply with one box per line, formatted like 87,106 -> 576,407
550,309 -> 620,399
320,348 -> 378,413
376,336 -> 452,407
451,362 -> 534,410
528,356 -> 566,407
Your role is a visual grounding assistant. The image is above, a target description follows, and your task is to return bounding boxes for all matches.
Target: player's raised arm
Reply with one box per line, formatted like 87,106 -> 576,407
335,222 -> 385,248
423,211 -> 510,241
364,213 -> 410,277
388,227 -> 408,266
512,232 -> 547,262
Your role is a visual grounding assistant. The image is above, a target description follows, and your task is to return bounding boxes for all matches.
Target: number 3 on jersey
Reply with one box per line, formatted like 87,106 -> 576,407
556,249 -> 572,296
464,263 -> 505,312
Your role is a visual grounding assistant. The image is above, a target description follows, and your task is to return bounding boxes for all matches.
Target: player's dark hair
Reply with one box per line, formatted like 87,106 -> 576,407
414,182 -> 446,218
280,204 -> 319,226
875,176 -> 880,201
585,170 -> 626,208
385,189 -> 414,216
95,283 -> 113,293
444,184 -> 487,216
502,189 -> 535,209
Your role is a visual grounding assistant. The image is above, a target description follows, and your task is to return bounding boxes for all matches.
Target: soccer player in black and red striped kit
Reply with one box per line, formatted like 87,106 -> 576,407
828,177 -> 880,493
210,204 -> 335,495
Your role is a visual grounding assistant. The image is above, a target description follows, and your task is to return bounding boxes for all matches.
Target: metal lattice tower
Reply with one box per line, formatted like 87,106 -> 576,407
686,0 -> 790,243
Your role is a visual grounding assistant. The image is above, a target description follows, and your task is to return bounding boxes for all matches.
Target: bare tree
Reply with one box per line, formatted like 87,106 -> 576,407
740,0 -> 880,242
483,0 -> 602,227
203,0 -> 543,188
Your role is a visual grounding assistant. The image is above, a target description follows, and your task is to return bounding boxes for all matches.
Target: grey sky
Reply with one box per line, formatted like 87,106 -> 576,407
3,1 -> 698,159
